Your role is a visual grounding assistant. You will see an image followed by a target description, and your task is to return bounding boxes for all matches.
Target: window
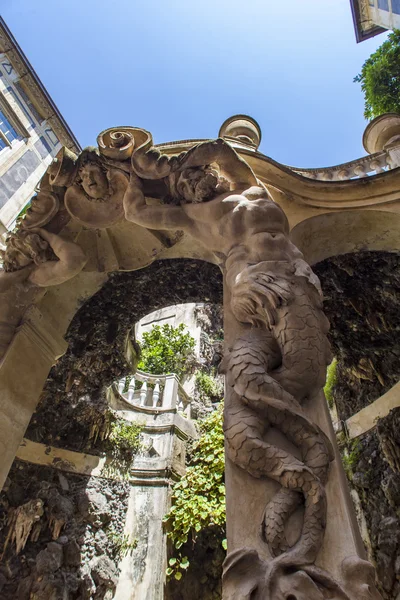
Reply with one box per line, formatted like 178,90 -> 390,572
7,87 -> 35,129
377,0 -> 389,10
0,94 -> 28,152
14,81 -> 44,125
0,108 -> 20,149
392,0 -> 400,13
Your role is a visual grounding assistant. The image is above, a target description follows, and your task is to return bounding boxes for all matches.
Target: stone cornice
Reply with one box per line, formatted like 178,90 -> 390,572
153,137 -> 400,209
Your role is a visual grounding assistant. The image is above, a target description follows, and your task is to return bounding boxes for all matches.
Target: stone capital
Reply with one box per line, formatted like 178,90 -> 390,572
17,305 -> 68,363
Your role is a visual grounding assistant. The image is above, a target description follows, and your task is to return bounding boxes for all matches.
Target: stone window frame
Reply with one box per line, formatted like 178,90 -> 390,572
0,91 -> 29,150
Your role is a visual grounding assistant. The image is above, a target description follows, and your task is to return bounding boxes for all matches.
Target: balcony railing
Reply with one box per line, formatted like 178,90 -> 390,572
115,370 -> 191,416
290,145 -> 400,182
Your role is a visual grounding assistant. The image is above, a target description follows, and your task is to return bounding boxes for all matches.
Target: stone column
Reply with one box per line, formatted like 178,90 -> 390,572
0,306 -> 67,489
221,262 -> 382,598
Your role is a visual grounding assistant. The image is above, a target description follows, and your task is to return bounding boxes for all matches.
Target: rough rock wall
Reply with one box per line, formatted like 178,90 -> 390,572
315,251 -> 400,420
315,251 -> 400,600
0,259 -> 222,600
0,461 -> 129,600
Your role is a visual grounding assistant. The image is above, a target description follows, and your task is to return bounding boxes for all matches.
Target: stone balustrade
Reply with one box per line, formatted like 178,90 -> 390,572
291,144 -> 400,182
116,370 -> 191,416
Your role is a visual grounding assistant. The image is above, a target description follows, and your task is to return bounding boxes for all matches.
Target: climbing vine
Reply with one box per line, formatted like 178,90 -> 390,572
164,404 -> 226,580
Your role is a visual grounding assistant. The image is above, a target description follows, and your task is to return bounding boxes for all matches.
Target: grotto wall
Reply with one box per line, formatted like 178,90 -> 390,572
0,461 -> 129,600
315,250 -> 400,600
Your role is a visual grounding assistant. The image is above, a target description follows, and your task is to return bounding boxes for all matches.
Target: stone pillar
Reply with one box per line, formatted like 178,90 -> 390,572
114,483 -> 170,600
0,306 -> 67,489
221,263 -> 382,598
110,386 -> 197,600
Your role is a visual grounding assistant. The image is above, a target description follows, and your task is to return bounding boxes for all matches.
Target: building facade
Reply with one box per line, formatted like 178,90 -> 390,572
350,0 -> 400,42
0,17 -> 80,237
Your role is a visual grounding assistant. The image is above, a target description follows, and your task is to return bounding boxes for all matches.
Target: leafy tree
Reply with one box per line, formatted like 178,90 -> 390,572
354,30 -> 400,119
164,404 -> 226,580
137,323 -> 195,380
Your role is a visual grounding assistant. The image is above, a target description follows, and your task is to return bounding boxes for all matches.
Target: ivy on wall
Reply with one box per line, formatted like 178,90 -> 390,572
164,404 -> 226,580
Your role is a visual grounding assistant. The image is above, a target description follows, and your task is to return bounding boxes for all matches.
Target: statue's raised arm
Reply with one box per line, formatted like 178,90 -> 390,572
0,228 -> 87,290
124,136 -> 260,235
131,136 -> 258,189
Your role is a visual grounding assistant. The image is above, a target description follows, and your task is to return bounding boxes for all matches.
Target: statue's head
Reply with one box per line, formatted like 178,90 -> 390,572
168,165 -> 229,204
2,231 -> 49,272
76,148 -> 109,200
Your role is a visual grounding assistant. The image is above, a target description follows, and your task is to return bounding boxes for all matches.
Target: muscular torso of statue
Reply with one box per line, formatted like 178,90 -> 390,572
124,178 -> 301,267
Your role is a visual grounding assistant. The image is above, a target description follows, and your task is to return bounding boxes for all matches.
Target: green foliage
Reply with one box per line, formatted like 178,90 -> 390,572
195,370 -> 223,401
108,420 -> 143,454
138,323 -> 195,380
354,30 -> 400,119
324,358 -> 338,409
341,438 -> 362,479
164,404 -> 225,579
108,532 -> 138,560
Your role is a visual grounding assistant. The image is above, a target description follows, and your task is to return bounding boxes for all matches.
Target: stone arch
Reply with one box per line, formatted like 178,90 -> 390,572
25,258 -> 223,449
290,209 -> 400,265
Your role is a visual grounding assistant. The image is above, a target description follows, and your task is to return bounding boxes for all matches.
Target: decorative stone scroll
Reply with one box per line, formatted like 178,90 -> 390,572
121,133 -> 383,599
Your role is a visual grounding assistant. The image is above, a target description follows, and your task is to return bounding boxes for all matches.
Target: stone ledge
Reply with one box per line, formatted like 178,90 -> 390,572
15,438 -> 176,484
346,381 -> 400,439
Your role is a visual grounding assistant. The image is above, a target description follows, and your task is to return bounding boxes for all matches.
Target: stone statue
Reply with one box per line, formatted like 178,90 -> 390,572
0,228 -> 87,360
123,136 -> 382,599
0,228 -> 87,289
0,127 -> 137,360
63,147 -> 128,228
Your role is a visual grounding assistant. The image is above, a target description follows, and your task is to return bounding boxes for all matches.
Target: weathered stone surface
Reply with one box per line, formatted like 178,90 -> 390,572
26,259 -> 222,453
0,462 -> 129,600
36,542 -> 63,574
314,254 -> 400,599
315,251 -> 400,421
63,540 -> 81,567
78,490 -> 110,527
90,554 -> 118,587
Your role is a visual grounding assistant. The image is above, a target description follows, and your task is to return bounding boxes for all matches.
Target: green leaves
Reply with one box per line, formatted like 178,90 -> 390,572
195,370 -> 223,401
164,404 -> 226,581
108,420 -> 142,453
354,29 -> 400,119
324,358 -> 337,409
138,323 -> 196,381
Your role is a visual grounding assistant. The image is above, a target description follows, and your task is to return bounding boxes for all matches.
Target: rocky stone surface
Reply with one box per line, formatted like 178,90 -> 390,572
191,302 -> 224,420
315,251 -> 400,421
0,461 -> 129,599
315,251 -> 400,600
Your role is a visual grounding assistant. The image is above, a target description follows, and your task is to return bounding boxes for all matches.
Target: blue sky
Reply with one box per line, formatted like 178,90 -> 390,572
2,1 -> 387,167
